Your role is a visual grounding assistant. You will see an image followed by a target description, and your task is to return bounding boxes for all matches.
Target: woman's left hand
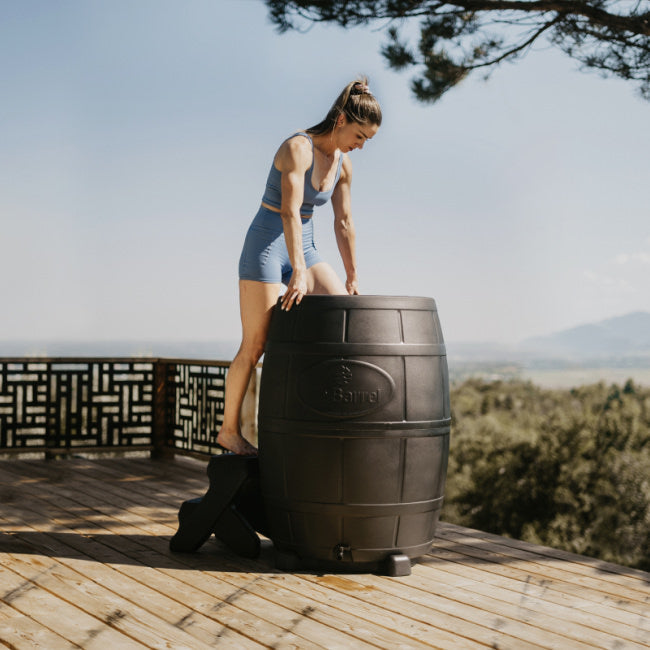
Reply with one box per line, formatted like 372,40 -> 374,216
282,269 -> 308,311
346,277 -> 359,295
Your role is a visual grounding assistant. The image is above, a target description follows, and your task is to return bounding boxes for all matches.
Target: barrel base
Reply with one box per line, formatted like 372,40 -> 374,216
264,502 -> 442,567
273,548 -> 414,576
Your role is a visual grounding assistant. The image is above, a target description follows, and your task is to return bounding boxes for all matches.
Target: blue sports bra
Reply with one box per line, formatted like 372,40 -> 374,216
261,132 -> 343,217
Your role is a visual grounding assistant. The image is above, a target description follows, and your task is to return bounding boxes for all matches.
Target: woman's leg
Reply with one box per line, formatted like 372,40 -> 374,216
216,279 -> 281,455
306,262 -> 347,294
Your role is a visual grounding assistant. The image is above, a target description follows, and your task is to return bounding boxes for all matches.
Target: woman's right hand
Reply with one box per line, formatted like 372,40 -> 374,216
281,269 -> 308,311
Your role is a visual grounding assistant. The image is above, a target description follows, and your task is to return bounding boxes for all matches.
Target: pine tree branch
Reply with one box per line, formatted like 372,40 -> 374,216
268,1 -> 650,36
467,14 -> 563,68
265,1 -> 650,100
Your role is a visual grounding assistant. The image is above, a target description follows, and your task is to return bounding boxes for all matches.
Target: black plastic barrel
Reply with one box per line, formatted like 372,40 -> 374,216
258,295 -> 450,571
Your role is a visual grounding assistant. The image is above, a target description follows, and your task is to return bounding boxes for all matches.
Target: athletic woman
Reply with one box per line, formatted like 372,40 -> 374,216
216,78 -> 382,455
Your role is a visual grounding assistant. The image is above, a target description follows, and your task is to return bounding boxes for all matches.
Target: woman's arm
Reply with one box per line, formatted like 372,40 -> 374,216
276,136 -> 312,310
331,155 -> 358,295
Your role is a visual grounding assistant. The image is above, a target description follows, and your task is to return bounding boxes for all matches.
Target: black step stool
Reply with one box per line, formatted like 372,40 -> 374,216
170,454 -> 267,559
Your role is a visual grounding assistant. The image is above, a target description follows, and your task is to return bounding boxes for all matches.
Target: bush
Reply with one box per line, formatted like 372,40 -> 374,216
443,378 -> 650,570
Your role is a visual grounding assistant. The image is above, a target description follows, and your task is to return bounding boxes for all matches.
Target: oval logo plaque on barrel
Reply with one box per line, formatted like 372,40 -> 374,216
297,359 -> 396,418
258,295 -> 451,573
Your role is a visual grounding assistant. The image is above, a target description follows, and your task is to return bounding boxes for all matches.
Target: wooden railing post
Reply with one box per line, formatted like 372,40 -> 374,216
152,360 -> 174,459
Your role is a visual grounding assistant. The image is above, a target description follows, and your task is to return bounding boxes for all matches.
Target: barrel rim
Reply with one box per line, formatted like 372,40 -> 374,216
275,295 -> 437,310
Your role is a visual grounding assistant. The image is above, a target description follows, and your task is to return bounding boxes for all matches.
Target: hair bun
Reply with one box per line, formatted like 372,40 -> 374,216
352,81 -> 371,95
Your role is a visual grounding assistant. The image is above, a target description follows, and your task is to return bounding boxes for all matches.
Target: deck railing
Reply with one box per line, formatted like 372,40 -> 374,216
0,358 -> 258,459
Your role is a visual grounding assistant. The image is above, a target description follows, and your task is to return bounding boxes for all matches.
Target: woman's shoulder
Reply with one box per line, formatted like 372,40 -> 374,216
283,131 -> 313,152
275,132 -> 313,171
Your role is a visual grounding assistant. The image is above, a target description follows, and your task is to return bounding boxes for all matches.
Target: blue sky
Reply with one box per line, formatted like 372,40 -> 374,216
1,0 -> 648,347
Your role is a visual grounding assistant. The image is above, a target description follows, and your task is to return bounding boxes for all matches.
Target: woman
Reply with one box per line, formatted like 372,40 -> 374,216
216,78 -> 382,455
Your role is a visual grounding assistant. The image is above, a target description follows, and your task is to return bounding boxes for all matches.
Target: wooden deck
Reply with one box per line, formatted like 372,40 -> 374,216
1,457 -> 649,649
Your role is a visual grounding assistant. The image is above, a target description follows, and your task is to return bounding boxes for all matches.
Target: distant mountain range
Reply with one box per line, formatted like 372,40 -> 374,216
520,311 -> 650,359
449,311 -> 650,364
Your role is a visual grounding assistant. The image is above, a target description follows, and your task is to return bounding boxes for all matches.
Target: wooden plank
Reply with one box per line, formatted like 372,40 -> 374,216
1,553 -> 218,650
0,604 -> 75,649
407,557 -> 650,648
1,526 -> 260,650
3,457 -> 200,518
423,543 -> 650,621
0,562 -> 145,649
103,455 -> 209,490
429,528 -> 650,613
413,551 -> 650,645
63,456 -> 207,511
436,524 -> 650,598
445,522 -> 650,584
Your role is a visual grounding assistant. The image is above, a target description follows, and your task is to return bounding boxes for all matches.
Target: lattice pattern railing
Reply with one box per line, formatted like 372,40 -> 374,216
0,358 -> 247,457
0,359 -> 155,451
167,362 -> 229,456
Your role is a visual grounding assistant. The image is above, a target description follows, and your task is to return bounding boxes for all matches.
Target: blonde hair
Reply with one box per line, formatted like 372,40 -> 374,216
307,78 -> 382,136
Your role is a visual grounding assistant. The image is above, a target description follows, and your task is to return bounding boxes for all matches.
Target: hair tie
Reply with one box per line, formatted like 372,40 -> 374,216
353,82 -> 371,95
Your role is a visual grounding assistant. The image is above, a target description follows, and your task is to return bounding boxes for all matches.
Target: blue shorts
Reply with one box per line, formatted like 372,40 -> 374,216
238,206 -> 323,285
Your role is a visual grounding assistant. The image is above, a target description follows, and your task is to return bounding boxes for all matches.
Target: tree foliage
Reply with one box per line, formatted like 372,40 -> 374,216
265,1 -> 650,102
445,378 -> 650,570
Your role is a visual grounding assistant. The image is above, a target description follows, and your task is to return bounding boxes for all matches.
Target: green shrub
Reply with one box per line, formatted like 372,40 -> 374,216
444,378 -> 650,570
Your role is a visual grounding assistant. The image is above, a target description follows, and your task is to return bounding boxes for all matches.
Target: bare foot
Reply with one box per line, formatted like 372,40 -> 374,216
216,430 -> 258,456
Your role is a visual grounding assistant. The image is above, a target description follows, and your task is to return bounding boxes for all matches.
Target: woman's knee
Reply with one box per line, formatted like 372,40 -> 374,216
307,263 -> 346,294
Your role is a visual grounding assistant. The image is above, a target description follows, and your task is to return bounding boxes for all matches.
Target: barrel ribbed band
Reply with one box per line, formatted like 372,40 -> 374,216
258,418 -> 451,436
264,342 -> 446,356
263,496 -> 444,516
